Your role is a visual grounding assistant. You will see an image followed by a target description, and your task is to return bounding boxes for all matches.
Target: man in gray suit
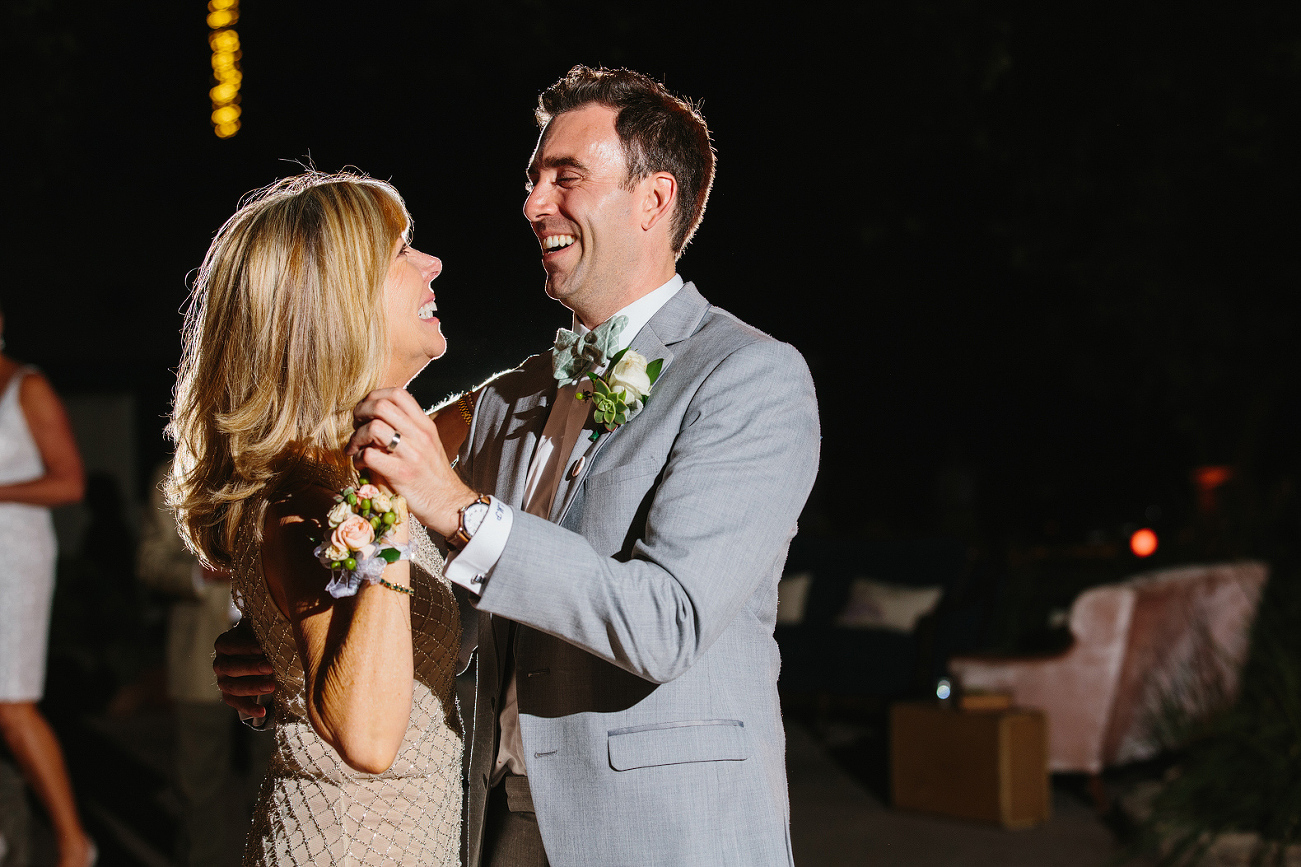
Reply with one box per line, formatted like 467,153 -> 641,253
347,66 -> 820,866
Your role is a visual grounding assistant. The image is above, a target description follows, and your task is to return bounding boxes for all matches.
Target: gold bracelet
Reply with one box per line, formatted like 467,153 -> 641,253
378,578 -> 413,595
456,395 -> 474,426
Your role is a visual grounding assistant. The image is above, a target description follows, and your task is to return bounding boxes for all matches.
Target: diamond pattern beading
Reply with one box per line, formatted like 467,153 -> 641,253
233,487 -> 463,866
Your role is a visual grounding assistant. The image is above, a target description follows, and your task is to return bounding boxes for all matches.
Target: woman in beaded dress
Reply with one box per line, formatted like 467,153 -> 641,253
0,309 -> 95,867
166,173 -> 466,867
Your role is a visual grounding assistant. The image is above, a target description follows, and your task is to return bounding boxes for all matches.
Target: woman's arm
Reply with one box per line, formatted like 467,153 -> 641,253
261,484 -> 414,774
0,373 -> 85,506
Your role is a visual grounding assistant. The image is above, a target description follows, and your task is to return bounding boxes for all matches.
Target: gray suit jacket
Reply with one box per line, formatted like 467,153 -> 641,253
459,283 -> 820,866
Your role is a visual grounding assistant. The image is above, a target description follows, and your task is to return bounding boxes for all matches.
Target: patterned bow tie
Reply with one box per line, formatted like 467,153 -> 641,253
552,315 -> 628,386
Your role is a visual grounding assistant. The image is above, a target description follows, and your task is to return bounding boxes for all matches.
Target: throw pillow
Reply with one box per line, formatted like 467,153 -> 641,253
776,572 -> 814,626
835,577 -> 943,632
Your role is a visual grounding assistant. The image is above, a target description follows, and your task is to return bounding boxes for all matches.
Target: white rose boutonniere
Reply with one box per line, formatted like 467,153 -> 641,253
576,348 -> 664,441
608,352 -> 652,398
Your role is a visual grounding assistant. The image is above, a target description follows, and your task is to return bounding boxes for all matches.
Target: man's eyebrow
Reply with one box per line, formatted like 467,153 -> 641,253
528,155 -> 588,177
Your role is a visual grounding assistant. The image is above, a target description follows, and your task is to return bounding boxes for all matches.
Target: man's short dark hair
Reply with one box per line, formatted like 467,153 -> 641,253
536,65 -> 716,256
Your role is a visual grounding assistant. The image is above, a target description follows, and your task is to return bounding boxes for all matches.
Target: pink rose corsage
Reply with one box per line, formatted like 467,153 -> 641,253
313,476 -> 412,598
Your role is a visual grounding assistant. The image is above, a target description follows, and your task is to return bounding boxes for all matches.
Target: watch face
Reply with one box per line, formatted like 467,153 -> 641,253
463,502 -> 490,535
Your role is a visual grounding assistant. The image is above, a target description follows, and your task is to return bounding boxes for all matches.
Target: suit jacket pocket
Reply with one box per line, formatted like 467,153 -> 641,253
607,719 -> 748,771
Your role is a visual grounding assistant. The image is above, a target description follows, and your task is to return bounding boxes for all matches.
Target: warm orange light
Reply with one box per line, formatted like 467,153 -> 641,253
208,1 -> 241,139
1194,465 -> 1234,492
1130,528 -> 1158,558
211,104 -> 241,125
206,9 -> 236,28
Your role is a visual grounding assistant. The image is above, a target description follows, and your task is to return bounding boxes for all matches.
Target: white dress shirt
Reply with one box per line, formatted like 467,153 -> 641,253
446,274 -> 683,782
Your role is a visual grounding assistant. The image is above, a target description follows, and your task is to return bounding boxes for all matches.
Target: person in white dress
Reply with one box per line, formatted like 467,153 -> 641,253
166,172 -> 470,867
0,306 -> 94,867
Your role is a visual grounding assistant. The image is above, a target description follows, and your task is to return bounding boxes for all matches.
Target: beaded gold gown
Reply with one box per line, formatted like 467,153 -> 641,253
232,497 -> 462,867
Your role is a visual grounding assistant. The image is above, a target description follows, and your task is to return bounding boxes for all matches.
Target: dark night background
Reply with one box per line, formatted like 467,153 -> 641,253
3,2 -> 1301,863
5,0 -> 1299,586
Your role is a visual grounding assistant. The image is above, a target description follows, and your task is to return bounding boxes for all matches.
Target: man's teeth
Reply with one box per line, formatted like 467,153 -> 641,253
418,300 -> 438,320
543,234 -> 576,251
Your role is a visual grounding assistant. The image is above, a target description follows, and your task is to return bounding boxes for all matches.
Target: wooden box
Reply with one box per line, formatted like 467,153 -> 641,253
890,701 -> 1050,829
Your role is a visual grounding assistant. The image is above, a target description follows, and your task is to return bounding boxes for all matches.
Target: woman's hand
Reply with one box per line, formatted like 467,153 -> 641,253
347,388 -> 480,538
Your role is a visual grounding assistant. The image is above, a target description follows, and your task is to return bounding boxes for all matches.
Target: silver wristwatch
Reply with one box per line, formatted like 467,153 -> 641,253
448,495 -> 491,549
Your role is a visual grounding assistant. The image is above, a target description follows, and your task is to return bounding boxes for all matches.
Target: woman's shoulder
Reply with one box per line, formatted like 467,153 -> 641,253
257,474 -> 341,618
265,474 -> 339,530
0,360 -> 44,398
16,368 -> 55,399
10,368 -> 79,455
9,368 -> 71,418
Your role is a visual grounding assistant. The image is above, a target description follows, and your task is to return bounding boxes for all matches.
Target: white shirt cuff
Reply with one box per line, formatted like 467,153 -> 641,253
445,495 -> 513,596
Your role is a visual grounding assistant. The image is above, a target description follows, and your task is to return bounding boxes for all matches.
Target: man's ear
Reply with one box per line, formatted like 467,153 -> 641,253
640,172 -> 677,233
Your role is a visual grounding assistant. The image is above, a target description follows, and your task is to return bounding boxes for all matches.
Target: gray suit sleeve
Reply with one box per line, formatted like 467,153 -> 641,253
477,339 -> 820,683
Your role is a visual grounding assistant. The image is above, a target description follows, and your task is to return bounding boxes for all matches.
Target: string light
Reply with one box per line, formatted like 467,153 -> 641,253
208,0 -> 241,138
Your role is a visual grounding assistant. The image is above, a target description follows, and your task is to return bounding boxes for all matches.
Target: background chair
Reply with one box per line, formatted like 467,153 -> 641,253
947,561 -> 1267,810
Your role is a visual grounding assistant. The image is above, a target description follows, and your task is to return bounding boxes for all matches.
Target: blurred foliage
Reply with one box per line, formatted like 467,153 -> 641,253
1128,472 -> 1301,864
1132,557 -> 1301,865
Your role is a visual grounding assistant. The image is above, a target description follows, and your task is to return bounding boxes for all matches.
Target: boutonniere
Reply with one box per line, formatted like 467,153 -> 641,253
312,476 -> 412,599
575,348 -> 663,441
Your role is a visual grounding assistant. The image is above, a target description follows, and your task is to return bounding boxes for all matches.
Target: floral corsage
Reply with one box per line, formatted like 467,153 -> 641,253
313,477 -> 412,599
576,348 -> 663,441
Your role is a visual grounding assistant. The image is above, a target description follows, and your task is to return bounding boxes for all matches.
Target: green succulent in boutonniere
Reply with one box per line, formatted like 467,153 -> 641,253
575,347 -> 663,441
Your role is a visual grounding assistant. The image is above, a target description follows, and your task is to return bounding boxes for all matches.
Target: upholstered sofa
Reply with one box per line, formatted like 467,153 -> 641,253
776,537 -> 970,700
947,561 -> 1267,789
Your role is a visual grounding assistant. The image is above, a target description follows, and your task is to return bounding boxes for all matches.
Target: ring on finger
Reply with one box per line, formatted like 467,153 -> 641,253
386,430 -> 402,453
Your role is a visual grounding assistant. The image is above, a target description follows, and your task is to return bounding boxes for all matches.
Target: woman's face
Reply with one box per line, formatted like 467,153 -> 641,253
382,237 -> 445,386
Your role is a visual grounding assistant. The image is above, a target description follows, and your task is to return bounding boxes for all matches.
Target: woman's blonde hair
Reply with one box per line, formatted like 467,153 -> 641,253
167,171 -> 411,569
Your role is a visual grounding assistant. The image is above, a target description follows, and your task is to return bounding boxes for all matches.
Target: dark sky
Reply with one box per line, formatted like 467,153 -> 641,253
6,1 -> 1299,548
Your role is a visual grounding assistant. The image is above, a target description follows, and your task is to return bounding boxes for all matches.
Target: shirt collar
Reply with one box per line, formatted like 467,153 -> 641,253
573,274 -> 683,356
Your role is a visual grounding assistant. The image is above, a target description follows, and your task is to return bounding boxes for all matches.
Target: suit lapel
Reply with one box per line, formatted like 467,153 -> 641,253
494,370 -> 557,510
551,282 -> 710,525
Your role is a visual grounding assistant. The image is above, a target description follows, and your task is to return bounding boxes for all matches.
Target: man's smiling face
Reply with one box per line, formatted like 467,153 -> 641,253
523,104 -> 645,322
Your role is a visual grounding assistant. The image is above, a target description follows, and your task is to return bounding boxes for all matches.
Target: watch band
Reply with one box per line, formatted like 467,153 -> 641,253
448,495 -> 492,550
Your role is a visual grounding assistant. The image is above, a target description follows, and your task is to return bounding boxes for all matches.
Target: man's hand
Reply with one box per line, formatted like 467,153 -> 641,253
346,387 -> 478,538
213,618 -> 276,718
